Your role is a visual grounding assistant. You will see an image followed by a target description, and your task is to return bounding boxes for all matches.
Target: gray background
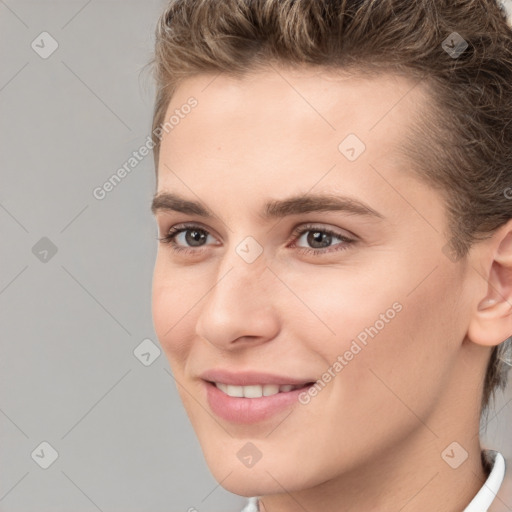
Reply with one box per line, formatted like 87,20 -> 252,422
0,1 -> 511,511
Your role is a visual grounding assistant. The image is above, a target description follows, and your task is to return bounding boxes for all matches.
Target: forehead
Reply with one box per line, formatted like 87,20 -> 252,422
155,65 -> 439,229
158,65 -> 427,173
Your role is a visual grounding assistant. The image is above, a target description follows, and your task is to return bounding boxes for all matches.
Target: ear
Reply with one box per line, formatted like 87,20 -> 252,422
467,220 -> 512,348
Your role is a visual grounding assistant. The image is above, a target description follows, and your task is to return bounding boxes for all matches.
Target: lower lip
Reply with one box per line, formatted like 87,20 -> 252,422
204,381 -> 313,424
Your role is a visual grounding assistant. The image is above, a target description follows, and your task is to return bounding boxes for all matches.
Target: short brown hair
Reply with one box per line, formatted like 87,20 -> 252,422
148,0 -> 512,414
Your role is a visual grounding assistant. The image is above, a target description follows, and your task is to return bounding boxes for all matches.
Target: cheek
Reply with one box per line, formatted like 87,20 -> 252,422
281,256 -> 461,417
341,269 -> 460,427
151,258 -> 201,365
276,259 -> 408,358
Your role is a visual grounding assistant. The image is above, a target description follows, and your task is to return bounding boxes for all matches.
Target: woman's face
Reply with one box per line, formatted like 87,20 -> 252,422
151,66 -> 482,496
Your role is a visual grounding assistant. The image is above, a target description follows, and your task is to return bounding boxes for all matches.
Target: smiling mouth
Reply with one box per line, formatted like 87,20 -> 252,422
208,381 -> 315,398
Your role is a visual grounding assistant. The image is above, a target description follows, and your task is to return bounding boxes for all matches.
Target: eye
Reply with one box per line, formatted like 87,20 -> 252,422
157,223 -> 218,254
157,222 -> 356,257
289,223 -> 355,255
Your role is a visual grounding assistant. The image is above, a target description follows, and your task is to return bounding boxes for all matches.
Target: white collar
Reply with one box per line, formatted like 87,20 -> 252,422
241,450 -> 506,512
463,450 -> 506,512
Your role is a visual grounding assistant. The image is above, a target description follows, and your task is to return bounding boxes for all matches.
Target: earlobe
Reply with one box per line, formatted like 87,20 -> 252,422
469,300 -> 512,348
467,221 -> 512,348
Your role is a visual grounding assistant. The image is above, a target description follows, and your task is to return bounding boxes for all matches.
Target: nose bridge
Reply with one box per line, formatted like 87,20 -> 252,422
195,238 -> 279,346
215,231 -> 270,297
211,239 -> 271,313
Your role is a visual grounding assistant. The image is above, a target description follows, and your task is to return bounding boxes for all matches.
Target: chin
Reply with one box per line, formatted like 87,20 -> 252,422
210,470 -> 291,497
201,446 -> 315,496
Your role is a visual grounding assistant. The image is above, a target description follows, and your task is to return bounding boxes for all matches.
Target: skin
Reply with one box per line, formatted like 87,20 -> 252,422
151,64 -> 512,512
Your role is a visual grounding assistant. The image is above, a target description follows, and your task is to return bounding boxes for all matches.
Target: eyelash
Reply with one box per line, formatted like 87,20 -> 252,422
157,223 -> 355,256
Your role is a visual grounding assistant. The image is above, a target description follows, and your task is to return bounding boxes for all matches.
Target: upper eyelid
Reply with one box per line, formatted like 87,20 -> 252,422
166,222 -> 220,239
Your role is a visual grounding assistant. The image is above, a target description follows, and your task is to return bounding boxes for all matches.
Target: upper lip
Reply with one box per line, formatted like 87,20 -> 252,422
200,369 -> 315,387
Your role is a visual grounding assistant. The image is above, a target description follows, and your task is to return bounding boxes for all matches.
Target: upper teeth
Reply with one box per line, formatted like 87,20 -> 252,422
214,383 -> 303,398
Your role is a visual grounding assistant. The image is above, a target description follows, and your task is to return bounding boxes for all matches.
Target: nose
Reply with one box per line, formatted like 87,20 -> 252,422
194,251 -> 280,350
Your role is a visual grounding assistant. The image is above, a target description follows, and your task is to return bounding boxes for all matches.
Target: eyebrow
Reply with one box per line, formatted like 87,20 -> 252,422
151,192 -> 384,220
